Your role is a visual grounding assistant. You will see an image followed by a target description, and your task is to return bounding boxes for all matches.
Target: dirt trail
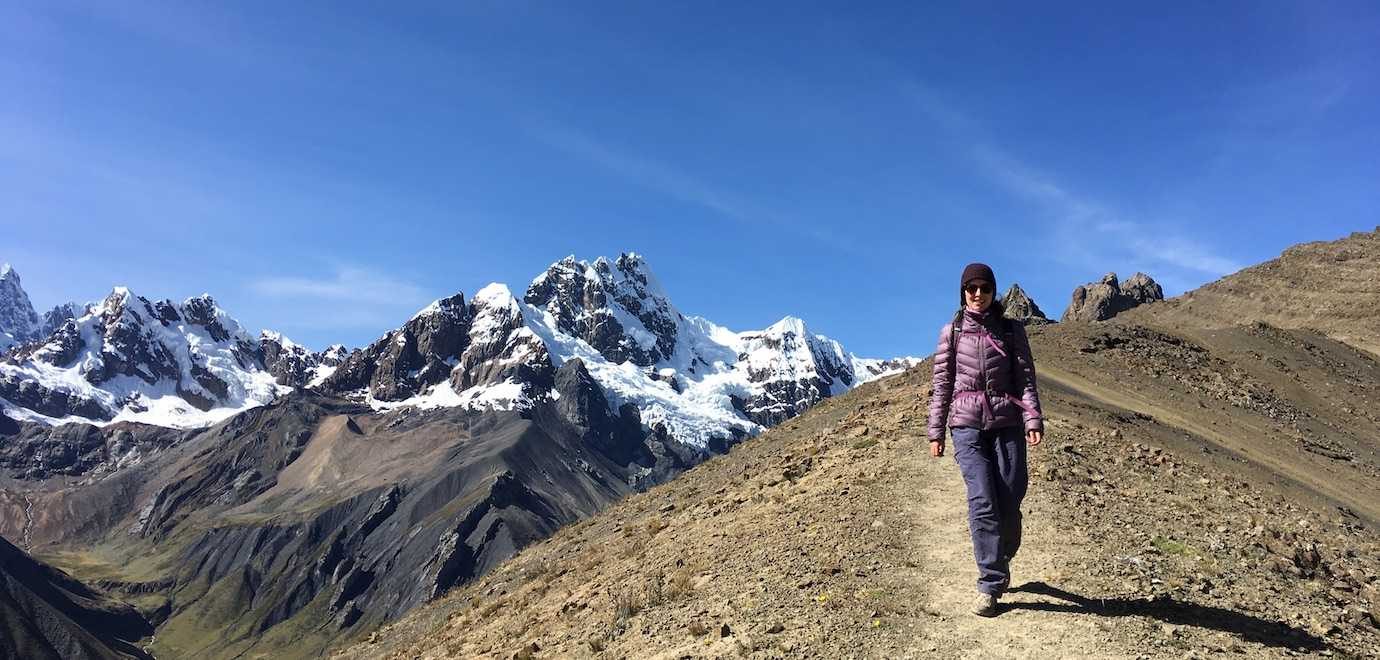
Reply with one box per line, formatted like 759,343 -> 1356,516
891,437 -> 1140,659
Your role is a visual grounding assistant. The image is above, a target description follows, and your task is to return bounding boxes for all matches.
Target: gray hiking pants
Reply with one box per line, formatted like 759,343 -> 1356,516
951,425 -> 1028,596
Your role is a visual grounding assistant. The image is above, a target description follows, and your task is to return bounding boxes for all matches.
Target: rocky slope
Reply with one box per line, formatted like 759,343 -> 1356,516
0,369 -> 703,659
1124,227 -> 1380,358
0,533 -> 153,660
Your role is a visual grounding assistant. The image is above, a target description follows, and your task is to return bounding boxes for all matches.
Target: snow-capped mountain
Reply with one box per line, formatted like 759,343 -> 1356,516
318,253 -> 919,449
0,287 -> 293,428
0,265 -> 93,356
1,253 -> 917,443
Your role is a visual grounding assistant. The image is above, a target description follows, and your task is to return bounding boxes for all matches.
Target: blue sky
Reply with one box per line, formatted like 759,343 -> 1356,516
2,1 -> 1377,358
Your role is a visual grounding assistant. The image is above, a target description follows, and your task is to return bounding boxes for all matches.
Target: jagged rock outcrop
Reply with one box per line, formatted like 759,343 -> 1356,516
0,264 -> 42,354
1002,283 -> 1052,325
525,253 -> 682,366
1062,272 -> 1164,322
259,331 -> 349,388
0,534 -> 153,660
320,287 -> 555,407
321,293 -> 472,400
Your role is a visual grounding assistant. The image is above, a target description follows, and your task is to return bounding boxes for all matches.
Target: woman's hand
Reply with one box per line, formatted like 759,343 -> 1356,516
929,440 -> 944,457
1026,430 -> 1043,447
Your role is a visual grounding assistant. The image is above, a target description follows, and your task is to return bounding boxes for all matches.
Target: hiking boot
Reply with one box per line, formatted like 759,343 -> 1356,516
972,592 -> 998,617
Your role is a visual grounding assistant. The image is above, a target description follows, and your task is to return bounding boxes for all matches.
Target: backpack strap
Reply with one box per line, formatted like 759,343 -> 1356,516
952,312 -> 1024,398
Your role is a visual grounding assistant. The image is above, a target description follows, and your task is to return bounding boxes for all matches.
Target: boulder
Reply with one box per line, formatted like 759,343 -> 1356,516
1062,272 -> 1164,322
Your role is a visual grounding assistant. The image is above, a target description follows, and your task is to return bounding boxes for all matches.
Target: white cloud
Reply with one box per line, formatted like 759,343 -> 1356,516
531,123 -> 764,224
901,89 -> 1244,280
528,121 -> 882,260
250,265 -> 431,307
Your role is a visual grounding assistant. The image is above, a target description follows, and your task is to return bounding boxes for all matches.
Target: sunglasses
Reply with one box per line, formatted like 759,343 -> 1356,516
964,283 -> 993,295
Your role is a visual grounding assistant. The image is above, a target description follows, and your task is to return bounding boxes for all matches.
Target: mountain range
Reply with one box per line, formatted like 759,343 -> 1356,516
0,252 -> 917,658
1,254 -> 914,448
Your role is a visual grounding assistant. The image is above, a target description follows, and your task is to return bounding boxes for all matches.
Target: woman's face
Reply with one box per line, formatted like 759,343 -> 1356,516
964,279 -> 993,312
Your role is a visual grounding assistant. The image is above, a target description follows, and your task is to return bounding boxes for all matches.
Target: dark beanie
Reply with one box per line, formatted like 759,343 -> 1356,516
960,263 -> 996,289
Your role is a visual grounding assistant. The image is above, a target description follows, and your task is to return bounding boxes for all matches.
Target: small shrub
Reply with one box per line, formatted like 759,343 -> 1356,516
667,568 -> 694,599
688,620 -> 708,637
644,571 -> 666,607
613,588 -> 641,623
1153,535 -> 1190,555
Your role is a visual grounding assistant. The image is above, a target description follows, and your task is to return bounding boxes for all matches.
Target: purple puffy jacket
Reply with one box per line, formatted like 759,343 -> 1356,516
927,308 -> 1043,441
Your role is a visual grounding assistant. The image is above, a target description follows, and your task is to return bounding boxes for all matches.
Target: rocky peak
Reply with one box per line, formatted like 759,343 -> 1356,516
321,344 -> 350,363
322,293 -> 473,401
735,316 -> 856,425
1062,272 -> 1165,322
525,252 -> 681,367
40,302 -> 88,338
320,285 -> 554,408
260,331 -> 352,388
0,264 -> 42,352
181,294 -> 233,342
1002,283 -> 1052,325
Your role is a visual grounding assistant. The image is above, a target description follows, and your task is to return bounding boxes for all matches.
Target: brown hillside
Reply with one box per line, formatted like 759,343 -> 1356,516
335,317 -> 1380,658
1127,227 -> 1380,358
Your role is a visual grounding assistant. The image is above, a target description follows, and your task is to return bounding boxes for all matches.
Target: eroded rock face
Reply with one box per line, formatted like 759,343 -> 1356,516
321,287 -> 556,407
1062,272 -> 1164,322
0,372 -> 111,421
553,358 -> 652,467
1003,283 -> 1052,325
0,420 -> 183,480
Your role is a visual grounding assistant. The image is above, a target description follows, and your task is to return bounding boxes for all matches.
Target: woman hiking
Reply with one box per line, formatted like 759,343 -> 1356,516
927,262 -> 1044,617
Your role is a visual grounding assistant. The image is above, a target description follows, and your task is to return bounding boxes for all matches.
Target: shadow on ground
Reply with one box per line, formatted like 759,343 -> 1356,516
1003,581 -> 1329,653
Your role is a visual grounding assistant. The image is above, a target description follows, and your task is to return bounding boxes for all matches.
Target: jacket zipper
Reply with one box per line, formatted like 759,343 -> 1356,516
976,319 -> 987,428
